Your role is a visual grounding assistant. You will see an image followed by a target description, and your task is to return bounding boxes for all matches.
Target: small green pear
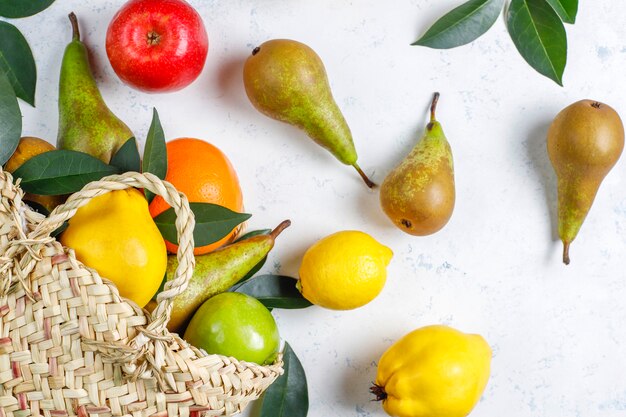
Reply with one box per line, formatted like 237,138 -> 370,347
163,220 -> 290,334
243,39 -> 374,188
380,93 -> 455,236
548,100 -> 624,264
57,13 -> 134,163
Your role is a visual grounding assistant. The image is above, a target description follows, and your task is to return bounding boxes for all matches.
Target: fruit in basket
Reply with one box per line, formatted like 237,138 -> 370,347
57,13 -> 135,164
164,220 -> 291,333
243,39 -> 375,188
184,292 -> 280,365
371,325 -> 491,417
149,138 -> 244,255
548,100 -> 624,264
4,137 -> 66,212
380,93 -> 455,236
60,188 -> 167,308
106,0 -> 208,93
297,231 -> 392,310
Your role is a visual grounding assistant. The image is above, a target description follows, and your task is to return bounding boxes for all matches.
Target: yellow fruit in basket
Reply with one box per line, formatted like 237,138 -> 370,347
372,325 -> 491,417
60,188 -> 166,307
297,230 -> 392,310
4,137 -> 66,212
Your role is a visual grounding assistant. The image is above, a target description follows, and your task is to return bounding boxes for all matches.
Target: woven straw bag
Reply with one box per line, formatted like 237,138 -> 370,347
0,168 -> 283,417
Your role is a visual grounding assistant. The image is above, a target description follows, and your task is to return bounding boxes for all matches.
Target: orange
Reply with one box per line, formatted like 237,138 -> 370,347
4,137 -> 66,212
149,138 -> 244,255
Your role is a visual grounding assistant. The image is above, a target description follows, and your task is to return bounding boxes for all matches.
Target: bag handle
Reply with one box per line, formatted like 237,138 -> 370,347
32,171 -> 196,335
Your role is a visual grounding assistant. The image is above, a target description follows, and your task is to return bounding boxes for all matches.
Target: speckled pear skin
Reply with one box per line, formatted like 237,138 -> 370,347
547,100 -> 624,265
165,220 -> 290,334
57,13 -> 134,164
380,93 -> 455,236
243,39 -> 374,187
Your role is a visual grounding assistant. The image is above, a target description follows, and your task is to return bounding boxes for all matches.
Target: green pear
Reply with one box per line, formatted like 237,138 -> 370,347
163,220 -> 290,334
243,39 -> 374,188
548,100 -> 624,264
380,93 -> 455,236
57,13 -> 134,163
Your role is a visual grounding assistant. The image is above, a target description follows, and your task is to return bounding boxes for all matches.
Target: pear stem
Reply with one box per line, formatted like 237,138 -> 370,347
68,12 -> 80,42
270,220 -> 291,240
354,163 -> 376,188
563,242 -> 571,265
430,92 -> 440,122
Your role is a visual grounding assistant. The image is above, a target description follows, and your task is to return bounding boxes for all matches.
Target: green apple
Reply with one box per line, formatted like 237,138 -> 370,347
184,292 -> 280,365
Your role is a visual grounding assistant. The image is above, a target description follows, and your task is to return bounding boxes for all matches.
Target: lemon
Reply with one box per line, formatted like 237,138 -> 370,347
60,188 -> 167,307
372,325 -> 491,417
297,230 -> 392,310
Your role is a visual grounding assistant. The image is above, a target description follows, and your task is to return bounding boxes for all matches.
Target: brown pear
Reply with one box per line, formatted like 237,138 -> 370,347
380,93 -> 455,236
547,100 -> 624,264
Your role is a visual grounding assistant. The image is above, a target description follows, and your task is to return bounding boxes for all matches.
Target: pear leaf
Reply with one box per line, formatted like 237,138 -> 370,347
13,150 -> 120,195
545,0 -> 578,23
154,202 -> 251,247
0,0 -> 55,18
260,342 -> 309,417
110,137 -> 141,173
0,21 -> 36,106
507,0 -> 567,85
0,70 -> 22,166
413,0 -> 505,49
143,108 -> 167,203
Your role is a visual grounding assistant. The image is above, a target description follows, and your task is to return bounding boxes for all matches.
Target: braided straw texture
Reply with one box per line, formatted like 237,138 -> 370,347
0,169 -> 283,417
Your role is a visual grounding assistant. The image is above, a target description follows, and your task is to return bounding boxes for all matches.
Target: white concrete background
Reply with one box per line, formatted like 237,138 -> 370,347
9,0 -> 626,416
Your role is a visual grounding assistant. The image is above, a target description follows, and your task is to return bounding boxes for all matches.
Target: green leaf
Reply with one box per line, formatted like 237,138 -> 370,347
545,0 -> 578,23
507,0 -> 567,86
13,150 -> 120,195
0,70 -> 21,166
51,222 -> 68,237
260,342 -> 308,417
412,0 -> 505,48
23,199 -> 49,215
143,108 -> 167,203
154,202 -> 251,247
260,343 -> 308,416
110,137 -> 141,173
235,229 -> 272,242
233,275 -> 312,310
0,21 -> 36,106
0,0 -> 55,18
23,200 -> 67,236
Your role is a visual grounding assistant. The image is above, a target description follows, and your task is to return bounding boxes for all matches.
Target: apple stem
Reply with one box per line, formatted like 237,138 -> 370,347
68,12 -> 80,42
147,31 -> 161,46
270,220 -> 291,240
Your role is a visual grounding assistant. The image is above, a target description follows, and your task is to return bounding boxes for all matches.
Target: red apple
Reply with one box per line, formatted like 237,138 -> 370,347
106,0 -> 208,93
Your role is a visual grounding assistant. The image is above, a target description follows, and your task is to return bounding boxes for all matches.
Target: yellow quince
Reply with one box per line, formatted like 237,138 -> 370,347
372,325 -> 491,417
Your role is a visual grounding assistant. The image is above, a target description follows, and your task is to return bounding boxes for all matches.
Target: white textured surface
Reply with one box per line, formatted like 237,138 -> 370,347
11,1 -> 626,416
